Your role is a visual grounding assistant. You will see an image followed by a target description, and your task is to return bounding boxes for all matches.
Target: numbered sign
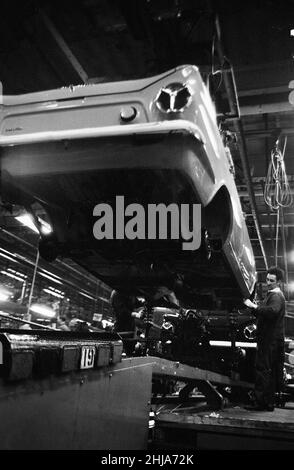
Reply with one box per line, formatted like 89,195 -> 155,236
80,346 -> 95,369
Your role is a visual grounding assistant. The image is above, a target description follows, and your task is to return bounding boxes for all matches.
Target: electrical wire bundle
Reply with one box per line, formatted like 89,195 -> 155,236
264,136 -> 293,211
264,135 -> 293,273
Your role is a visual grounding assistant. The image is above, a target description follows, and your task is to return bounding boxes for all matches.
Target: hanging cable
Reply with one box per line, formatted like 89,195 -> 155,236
264,135 -> 293,210
264,135 -> 292,288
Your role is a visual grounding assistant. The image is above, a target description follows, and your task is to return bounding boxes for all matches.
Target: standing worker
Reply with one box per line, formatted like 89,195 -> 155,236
243,266 -> 285,411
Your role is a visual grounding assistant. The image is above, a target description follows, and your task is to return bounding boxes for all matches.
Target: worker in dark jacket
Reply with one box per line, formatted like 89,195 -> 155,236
243,266 -> 285,411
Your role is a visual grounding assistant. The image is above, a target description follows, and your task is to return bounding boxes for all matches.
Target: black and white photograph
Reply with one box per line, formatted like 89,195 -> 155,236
0,0 -> 294,455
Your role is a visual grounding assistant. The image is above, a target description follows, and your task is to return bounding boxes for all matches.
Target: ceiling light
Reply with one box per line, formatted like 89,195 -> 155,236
15,214 -> 39,233
43,288 -> 64,299
46,286 -> 64,294
209,340 -> 257,348
97,296 -> 111,303
0,292 -> 9,301
7,268 -> 27,278
15,214 -> 52,235
0,248 -> 17,256
79,291 -> 95,300
290,29 -> 294,37
30,303 -> 56,318
38,219 -> 52,235
41,269 -> 62,281
0,289 -> 10,301
0,270 -> 26,282
0,252 -> 17,262
39,272 -> 62,284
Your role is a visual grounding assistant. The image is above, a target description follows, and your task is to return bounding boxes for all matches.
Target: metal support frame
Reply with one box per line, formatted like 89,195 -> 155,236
178,379 -> 224,410
214,14 -> 268,271
152,357 -> 253,410
152,357 -> 253,388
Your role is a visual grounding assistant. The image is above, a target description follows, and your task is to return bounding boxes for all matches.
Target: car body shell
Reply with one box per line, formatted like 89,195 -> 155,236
0,65 -> 256,305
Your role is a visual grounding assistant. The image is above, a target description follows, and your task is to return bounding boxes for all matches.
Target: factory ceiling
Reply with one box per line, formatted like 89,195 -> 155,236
1,0 -> 294,297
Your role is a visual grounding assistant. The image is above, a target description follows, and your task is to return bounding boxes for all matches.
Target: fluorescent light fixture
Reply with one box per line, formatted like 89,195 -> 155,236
7,268 -> 27,278
98,296 -> 111,303
41,269 -> 62,281
15,214 -> 39,233
0,248 -> 16,255
0,290 -> 10,301
79,291 -> 95,300
0,252 -> 17,262
38,219 -> 52,235
30,303 -> 56,318
43,288 -> 64,299
15,214 -> 52,235
1,270 -> 26,282
209,340 -> 257,348
39,272 -> 62,284
46,286 -> 64,294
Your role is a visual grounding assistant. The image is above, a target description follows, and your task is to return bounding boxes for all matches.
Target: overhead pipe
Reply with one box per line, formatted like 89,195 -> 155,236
214,15 -> 268,270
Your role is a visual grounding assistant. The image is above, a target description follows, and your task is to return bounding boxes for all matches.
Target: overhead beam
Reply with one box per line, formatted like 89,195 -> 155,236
243,128 -> 294,139
237,85 -> 289,97
240,101 -> 293,116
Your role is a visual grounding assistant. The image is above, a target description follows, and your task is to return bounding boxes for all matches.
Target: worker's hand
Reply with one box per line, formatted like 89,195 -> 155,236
243,298 -> 257,309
